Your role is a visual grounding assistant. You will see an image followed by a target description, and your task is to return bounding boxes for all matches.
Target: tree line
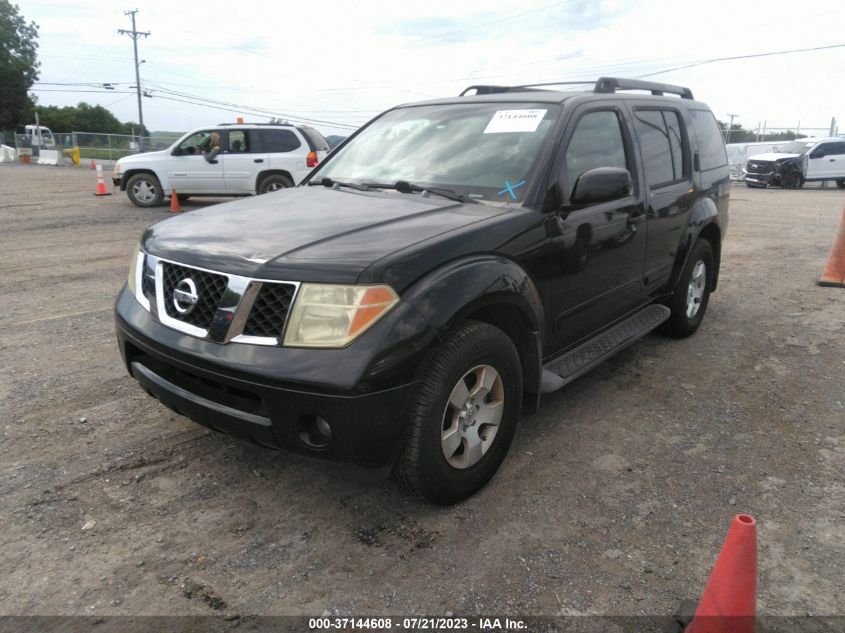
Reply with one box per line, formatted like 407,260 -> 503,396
1,1 -> 144,137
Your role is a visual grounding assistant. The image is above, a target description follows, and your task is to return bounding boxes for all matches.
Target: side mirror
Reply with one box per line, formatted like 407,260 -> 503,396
569,167 -> 632,206
810,150 -> 824,159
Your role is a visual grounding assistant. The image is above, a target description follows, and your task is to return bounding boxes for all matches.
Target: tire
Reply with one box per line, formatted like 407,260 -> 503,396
661,239 -> 714,338
258,174 -> 294,194
126,173 -> 164,208
392,322 -> 523,504
836,179 -> 845,190
781,171 -> 803,189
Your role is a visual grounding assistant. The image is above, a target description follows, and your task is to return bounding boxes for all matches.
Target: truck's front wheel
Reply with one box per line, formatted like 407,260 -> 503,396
126,173 -> 164,207
393,322 -> 522,504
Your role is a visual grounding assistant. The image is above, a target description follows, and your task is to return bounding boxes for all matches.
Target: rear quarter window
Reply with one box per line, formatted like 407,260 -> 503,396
260,129 -> 302,153
297,127 -> 330,151
689,109 -> 727,171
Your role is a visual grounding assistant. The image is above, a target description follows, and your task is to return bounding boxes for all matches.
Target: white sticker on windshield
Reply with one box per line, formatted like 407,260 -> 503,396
483,109 -> 548,134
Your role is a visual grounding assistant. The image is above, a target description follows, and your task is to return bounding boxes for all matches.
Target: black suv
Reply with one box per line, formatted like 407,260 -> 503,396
115,77 -> 729,504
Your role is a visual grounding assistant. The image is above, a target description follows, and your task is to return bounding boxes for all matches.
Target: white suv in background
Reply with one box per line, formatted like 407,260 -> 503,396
113,123 -> 331,207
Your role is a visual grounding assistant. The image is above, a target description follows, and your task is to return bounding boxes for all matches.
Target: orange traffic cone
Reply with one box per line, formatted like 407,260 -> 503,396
88,159 -> 96,170
169,189 -> 182,213
817,208 -> 845,288
92,164 -> 111,197
686,514 -> 757,633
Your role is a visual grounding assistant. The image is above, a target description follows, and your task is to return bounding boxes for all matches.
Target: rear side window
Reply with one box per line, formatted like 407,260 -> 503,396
664,111 -> 686,180
297,126 -> 330,151
689,109 -> 727,170
634,109 -> 688,187
260,129 -> 302,153
226,130 -> 249,153
634,110 -> 674,187
564,110 -> 628,197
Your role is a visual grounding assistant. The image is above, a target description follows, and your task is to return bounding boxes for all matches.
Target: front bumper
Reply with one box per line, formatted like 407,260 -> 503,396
115,288 -> 421,467
113,176 -> 123,189
743,171 -> 774,186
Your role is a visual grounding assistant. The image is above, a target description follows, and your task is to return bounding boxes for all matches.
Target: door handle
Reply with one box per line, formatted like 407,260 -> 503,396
254,158 -> 264,163
829,159 -> 836,162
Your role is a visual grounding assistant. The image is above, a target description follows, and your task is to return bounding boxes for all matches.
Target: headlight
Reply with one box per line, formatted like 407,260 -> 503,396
127,244 -> 147,308
114,162 -> 122,176
283,284 -> 399,348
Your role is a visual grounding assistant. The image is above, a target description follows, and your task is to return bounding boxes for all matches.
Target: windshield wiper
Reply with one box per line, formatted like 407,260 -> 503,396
310,177 -> 371,191
364,180 -> 476,203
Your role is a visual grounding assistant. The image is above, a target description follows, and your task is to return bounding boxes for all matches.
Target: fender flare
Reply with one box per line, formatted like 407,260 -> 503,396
665,196 -> 723,293
401,255 -> 545,401
122,167 -> 168,192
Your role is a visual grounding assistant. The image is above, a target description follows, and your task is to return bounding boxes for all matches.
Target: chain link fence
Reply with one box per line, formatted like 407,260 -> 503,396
7,131 -> 182,163
59,132 -> 182,161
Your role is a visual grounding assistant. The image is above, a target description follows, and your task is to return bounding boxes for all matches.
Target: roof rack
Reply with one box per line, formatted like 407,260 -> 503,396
459,77 -> 694,100
593,77 -> 693,99
216,122 -> 295,127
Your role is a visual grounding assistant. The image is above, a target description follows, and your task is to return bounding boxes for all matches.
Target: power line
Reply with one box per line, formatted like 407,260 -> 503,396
637,42 -> 845,78
411,2 -> 562,43
148,94 -> 359,130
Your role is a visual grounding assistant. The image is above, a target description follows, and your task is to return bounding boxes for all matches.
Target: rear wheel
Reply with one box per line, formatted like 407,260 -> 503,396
258,174 -> 294,194
393,322 -> 522,504
662,239 -> 714,338
836,179 -> 845,189
126,173 -> 164,207
781,171 -> 803,189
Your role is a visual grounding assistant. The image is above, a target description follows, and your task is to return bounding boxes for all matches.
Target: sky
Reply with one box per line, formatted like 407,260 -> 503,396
18,0 -> 845,138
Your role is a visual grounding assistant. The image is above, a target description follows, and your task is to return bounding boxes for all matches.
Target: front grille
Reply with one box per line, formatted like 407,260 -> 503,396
161,262 -> 228,330
243,282 -> 296,338
746,161 -> 774,175
142,269 -> 156,301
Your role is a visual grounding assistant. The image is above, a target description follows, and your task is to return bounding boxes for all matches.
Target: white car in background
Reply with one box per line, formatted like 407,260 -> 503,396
113,123 -> 331,207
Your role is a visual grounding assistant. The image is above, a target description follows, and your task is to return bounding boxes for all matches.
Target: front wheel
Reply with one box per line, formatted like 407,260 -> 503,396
661,239 -> 714,338
781,172 -> 803,189
392,322 -> 522,504
836,179 -> 845,190
126,173 -> 164,207
258,174 -> 294,194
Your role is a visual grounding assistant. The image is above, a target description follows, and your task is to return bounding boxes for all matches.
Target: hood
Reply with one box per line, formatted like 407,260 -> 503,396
142,186 -> 509,283
118,149 -> 168,166
746,152 -> 801,162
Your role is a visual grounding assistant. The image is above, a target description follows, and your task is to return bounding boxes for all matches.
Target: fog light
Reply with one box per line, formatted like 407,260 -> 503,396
296,414 -> 332,449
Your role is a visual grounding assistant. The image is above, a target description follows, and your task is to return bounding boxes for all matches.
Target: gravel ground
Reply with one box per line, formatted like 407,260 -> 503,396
0,164 -> 843,620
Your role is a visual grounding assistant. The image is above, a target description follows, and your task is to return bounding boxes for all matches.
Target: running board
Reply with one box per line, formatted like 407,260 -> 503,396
541,304 -> 670,393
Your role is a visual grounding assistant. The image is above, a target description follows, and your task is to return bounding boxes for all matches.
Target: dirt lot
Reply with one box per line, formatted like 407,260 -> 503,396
1,164 -> 843,621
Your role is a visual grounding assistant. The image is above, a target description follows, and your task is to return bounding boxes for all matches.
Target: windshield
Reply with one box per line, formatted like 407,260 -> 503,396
778,140 -> 814,155
314,102 -> 561,203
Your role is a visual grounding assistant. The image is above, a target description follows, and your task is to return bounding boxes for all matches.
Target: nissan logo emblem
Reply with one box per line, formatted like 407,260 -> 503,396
172,278 -> 199,314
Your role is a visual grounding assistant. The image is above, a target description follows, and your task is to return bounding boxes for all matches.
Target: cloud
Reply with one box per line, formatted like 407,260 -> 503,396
20,0 -> 845,136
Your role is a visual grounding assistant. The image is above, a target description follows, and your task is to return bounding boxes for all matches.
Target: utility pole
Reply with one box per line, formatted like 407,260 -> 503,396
726,113 -> 740,143
118,10 -> 150,146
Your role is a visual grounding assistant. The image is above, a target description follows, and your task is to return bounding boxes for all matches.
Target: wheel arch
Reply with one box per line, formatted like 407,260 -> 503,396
664,198 -> 723,294
401,256 -> 545,412
256,169 -> 295,193
122,168 -> 162,192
